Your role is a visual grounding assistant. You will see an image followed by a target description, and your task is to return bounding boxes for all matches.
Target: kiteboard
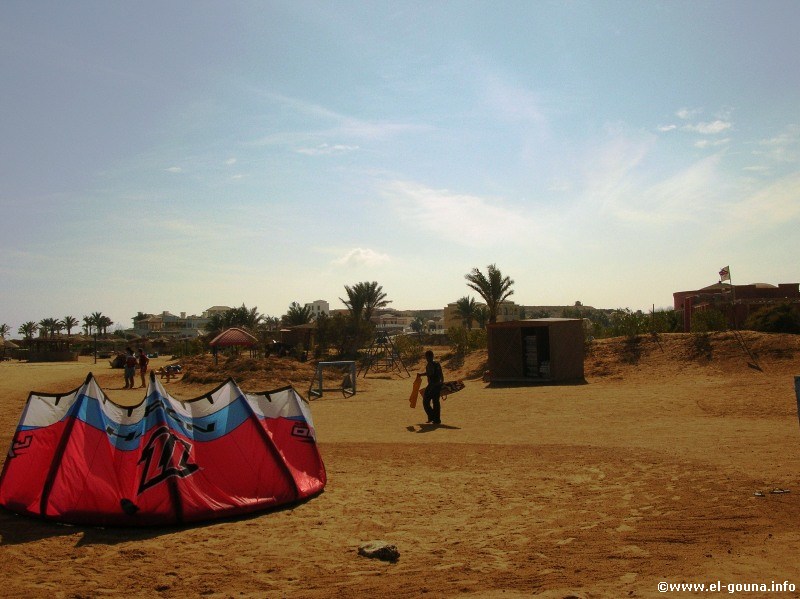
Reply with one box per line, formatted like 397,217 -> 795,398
409,376 -> 422,408
440,380 -> 465,400
409,378 -> 464,408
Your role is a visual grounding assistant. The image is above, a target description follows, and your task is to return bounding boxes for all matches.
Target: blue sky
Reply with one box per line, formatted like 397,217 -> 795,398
2,1 -> 799,333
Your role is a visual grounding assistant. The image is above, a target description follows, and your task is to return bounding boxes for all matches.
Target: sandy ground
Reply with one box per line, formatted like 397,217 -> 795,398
0,332 -> 799,598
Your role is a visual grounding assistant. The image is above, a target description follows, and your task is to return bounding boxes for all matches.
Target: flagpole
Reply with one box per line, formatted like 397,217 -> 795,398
730,269 -> 737,329
719,265 -> 736,330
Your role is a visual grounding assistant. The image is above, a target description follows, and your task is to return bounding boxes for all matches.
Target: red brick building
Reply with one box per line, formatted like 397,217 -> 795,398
673,282 -> 800,332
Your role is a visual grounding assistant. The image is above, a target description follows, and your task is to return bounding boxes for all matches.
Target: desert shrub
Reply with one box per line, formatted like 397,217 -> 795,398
650,309 -> 682,333
608,308 -> 648,338
691,309 -> 727,332
447,327 -> 486,356
393,333 -> 424,363
744,302 -> 800,334
170,337 -> 205,357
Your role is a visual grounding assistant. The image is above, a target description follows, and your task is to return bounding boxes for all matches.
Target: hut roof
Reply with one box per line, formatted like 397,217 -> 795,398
209,327 -> 257,347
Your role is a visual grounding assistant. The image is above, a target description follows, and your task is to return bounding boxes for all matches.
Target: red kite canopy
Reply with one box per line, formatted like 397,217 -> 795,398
0,373 -> 326,526
209,327 -> 258,347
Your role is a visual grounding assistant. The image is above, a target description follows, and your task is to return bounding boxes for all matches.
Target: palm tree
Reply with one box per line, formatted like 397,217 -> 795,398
340,281 -> 391,350
283,302 -> 314,326
341,281 -> 391,323
98,315 -> 113,335
362,282 -> 391,323
465,264 -> 515,324
0,323 -> 9,339
63,316 -> 79,336
18,321 -> 38,345
90,312 -> 105,336
411,316 -> 425,336
475,306 -> 489,329
454,296 -> 478,329
82,315 -> 93,336
204,312 -> 226,338
38,318 -> 57,338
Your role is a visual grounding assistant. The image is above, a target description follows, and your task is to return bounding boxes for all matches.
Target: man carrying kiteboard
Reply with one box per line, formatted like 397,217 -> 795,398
417,350 -> 444,424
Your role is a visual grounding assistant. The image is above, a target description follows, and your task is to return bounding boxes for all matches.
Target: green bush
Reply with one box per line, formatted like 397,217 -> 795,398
690,309 -> 728,333
393,334 -> 424,362
744,302 -> 800,334
447,327 -> 487,356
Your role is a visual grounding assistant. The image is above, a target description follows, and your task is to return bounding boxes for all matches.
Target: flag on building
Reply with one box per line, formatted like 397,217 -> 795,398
719,266 -> 730,282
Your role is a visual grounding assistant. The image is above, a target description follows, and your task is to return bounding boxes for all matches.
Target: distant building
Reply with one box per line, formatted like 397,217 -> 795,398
130,306 -> 232,338
304,300 -> 330,318
674,282 -> 800,331
443,300 -> 535,329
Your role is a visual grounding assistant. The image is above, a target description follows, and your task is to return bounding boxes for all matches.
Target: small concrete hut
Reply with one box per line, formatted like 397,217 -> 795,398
486,318 -> 585,384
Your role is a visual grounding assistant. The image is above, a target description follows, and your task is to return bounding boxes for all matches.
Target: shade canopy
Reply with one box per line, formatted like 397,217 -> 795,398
209,327 -> 258,347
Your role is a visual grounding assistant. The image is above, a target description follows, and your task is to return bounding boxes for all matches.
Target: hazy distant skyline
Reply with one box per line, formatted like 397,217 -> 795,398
2,1 -> 799,334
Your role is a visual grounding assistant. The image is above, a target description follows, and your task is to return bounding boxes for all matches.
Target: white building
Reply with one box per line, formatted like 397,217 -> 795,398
304,300 -> 330,319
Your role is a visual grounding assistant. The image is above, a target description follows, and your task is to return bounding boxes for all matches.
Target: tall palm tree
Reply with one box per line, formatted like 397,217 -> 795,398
99,315 -> 113,335
475,306 -> 489,329
283,302 -> 314,326
90,312 -> 105,336
411,316 -> 425,336
454,296 -> 478,329
82,315 -> 93,336
63,316 -> 79,336
341,281 -> 391,324
0,323 -> 9,339
204,313 -> 226,338
340,281 -> 390,349
465,264 -> 515,324
38,318 -> 57,338
18,321 -> 38,344
362,281 -> 391,323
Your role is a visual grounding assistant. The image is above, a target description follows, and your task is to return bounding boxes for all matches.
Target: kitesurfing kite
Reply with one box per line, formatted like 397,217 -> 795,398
0,372 -> 326,526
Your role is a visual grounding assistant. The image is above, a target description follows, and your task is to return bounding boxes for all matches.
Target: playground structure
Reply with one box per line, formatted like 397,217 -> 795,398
358,329 -> 410,378
308,360 -> 357,399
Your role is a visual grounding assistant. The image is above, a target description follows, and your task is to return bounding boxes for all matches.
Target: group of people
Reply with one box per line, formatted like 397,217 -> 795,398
123,347 -> 149,389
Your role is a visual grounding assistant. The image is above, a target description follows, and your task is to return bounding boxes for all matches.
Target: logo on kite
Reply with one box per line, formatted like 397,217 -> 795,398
291,422 -> 315,443
137,426 -> 199,494
7,434 -> 33,458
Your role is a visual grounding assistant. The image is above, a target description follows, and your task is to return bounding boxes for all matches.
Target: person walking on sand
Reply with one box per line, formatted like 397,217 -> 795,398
417,350 -> 444,425
137,348 -> 150,388
123,347 -> 137,389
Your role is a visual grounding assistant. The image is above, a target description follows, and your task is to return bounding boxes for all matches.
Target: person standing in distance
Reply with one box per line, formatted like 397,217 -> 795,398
137,348 -> 150,388
417,350 -> 444,424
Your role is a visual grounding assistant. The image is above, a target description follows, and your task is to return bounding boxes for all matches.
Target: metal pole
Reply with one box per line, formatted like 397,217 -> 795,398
729,268 -> 737,330
795,376 -> 800,428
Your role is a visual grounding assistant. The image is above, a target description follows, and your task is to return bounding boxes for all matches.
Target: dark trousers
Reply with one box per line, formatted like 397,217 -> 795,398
423,385 -> 441,423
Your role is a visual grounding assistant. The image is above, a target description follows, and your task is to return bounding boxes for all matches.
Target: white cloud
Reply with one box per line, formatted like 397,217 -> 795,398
726,173 -> 800,231
382,180 -> 543,247
296,143 -> 360,156
332,247 -> 390,267
683,120 -> 732,134
757,125 -> 799,163
676,108 -> 700,120
694,137 -> 731,149
481,74 -> 546,125
255,91 -> 429,143
224,157 -> 237,165
165,166 -> 182,173
580,132 -> 727,225
657,124 -> 677,132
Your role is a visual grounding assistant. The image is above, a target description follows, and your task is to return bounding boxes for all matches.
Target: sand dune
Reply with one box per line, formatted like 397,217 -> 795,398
0,332 -> 799,598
